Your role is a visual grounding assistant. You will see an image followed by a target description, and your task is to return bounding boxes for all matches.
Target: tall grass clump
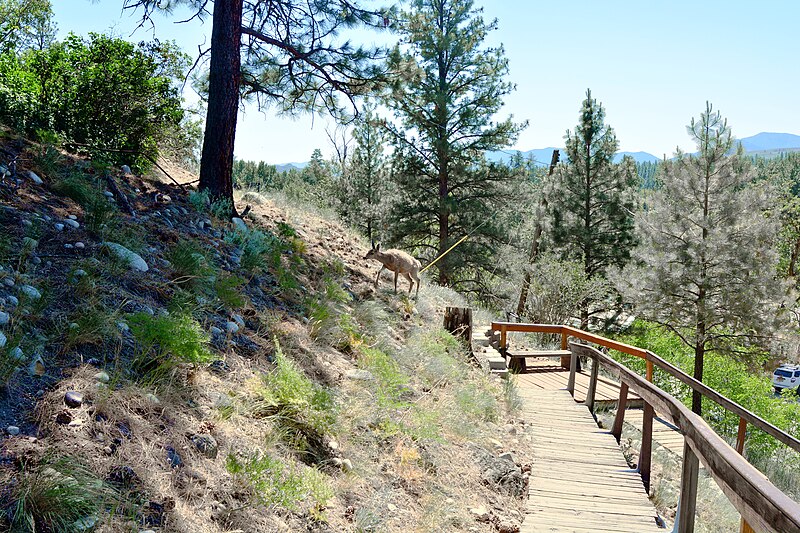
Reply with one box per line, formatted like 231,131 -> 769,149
0,457 -> 116,532
128,312 -> 212,382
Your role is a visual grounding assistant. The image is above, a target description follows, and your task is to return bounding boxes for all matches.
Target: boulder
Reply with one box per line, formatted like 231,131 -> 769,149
26,171 -> 43,185
102,242 -> 149,272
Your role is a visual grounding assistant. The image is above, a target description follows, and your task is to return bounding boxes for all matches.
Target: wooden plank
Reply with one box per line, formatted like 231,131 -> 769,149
519,387 -> 661,533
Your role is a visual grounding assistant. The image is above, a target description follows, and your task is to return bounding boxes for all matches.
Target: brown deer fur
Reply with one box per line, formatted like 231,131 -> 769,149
364,243 -> 421,297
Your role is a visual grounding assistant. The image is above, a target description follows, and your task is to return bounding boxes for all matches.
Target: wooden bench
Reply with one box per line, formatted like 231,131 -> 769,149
506,349 -> 572,373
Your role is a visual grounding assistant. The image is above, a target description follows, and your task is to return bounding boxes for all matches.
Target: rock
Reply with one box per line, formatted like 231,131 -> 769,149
19,285 -> 41,300
104,191 -> 114,198
74,242 -> 85,249
73,515 -> 98,531
21,219 -> 32,227
102,242 -> 149,272
3,277 -> 14,287
30,256 -> 41,265
64,244 -> 74,249
166,446 -> 183,468
28,355 -> 45,376
55,411 -> 72,425
341,458 -> 353,471
232,314 -> 245,328
26,171 -> 43,185
72,269 -> 87,280
469,506 -> 490,522
209,326 -> 223,336
145,393 -> 160,405
0,311 -> 8,325
6,425 -> 19,436
7,296 -> 18,307
54,223 -> 64,231
64,391 -> 83,408
107,465 -> 139,488
9,346 -> 24,361
190,433 -> 218,458
207,360 -> 230,375
231,217 -> 247,231
497,521 -> 520,533
387,503 -> 397,512
0,331 -> 7,349
63,219 -> 80,229
473,446 -> 526,498
121,165 -> 132,174
327,440 -> 339,451
213,393 -> 232,409
345,369 -> 374,381
94,371 -> 110,384
498,452 -> 514,463
225,321 -> 239,334
241,191 -> 268,204
67,215 -> 77,220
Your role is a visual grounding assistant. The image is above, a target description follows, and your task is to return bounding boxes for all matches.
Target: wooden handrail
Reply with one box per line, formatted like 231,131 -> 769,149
570,342 -> 800,533
490,321 -> 800,454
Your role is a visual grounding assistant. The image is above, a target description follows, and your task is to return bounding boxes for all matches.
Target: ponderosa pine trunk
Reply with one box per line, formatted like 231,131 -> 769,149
198,0 -> 243,212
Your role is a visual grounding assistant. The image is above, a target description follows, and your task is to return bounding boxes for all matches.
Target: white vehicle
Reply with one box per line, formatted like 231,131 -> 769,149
772,364 -> 800,394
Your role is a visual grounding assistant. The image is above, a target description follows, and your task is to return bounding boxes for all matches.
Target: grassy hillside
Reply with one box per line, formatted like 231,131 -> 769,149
0,129 -> 529,532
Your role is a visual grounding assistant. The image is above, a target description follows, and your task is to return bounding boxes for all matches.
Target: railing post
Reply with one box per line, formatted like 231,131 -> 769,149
500,325 -> 507,357
735,417 -> 755,533
585,354 -> 599,414
677,443 -> 699,533
639,402 -> 654,494
560,330 -> 570,369
646,360 -> 654,382
611,382 -> 629,444
567,345 -> 578,396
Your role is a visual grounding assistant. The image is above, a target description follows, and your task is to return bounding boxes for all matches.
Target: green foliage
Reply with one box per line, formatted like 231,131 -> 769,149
548,89 -> 638,324
129,312 -> 213,372
226,452 -> 332,512
166,239 -> 215,293
0,33 -> 188,170
65,305 -> 120,349
251,340 -> 336,435
622,104 -> 785,410
332,102 -> 389,243
358,346 -> 409,407
51,171 -> 118,235
385,0 -> 526,292
214,274 -> 247,309
187,189 -> 210,212
0,456 -> 116,532
0,0 -> 55,54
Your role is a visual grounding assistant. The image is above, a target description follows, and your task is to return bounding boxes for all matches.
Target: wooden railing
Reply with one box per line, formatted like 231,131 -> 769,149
491,321 -> 800,533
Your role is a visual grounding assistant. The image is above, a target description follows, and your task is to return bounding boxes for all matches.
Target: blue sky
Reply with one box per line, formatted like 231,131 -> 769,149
54,1 -> 800,164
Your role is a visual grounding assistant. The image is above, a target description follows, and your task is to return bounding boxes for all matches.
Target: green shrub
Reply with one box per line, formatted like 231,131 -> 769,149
226,452 -> 332,512
166,239 -> 214,290
65,306 -> 119,348
214,274 -> 247,309
251,340 -> 335,435
129,312 -> 212,373
51,172 -> 117,236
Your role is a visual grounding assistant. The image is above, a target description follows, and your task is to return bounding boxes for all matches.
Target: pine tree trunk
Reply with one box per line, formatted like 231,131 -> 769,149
789,234 -> 800,278
198,0 -> 243,212
693,324 -> 705,415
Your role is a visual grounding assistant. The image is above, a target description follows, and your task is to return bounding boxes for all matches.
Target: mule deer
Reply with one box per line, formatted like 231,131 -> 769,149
364,243 -> 421,297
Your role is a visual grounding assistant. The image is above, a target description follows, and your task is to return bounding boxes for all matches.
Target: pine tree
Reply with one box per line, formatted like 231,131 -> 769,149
125,0 -> 394,213
384,0 -> 525,291
548,89 -> 638,328
627,103 -> 783,414
335,104 -> 389,243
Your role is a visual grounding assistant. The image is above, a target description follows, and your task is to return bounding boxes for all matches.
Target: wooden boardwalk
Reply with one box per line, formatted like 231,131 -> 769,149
516,359 -> 642,405
519,386 -> 662,531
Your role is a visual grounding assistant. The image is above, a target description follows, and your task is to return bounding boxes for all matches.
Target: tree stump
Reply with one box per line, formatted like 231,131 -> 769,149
444,307 -> 472,344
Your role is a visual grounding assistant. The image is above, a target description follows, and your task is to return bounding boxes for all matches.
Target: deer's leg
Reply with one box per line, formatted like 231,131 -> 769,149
374,266 -> 384,288
404,272 -> 413,294
393,270 -> 399,293
412,271 -> 420,298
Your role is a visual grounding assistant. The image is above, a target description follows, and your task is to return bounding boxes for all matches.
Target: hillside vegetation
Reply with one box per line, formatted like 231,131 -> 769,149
0,130 -> 530,532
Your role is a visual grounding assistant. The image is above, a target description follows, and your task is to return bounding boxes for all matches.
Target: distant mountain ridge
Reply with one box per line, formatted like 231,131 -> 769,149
271,132 -> 800,169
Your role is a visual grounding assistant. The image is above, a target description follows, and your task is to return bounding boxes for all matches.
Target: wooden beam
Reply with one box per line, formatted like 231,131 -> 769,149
567,350 -> 578,396
611,382 -> 629,444
586,354 -> 599,414
640,402 -> 654,494
677,446 -> 700,533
